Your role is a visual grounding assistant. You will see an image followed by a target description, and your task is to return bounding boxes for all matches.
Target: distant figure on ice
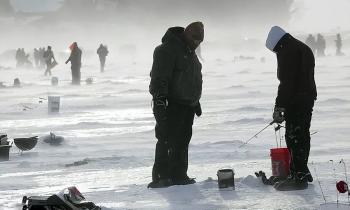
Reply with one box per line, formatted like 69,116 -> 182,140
148,21 -> 204,188
16,48 -> 32,68
43,46 -> 57,76
23,49 -> 33,67
65,42 -> 82,85
15,48 -> 22,67
316,33 -> 326,57
97,44 -> 109,72
33,48 -> 39,68
335,33 -> 344,56
305,34 -> 316,54
266,26 -> 317,191
39,47 -> 46,68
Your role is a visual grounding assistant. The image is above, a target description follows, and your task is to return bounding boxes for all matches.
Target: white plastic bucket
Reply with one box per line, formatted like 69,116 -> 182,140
48,96 -> 60,113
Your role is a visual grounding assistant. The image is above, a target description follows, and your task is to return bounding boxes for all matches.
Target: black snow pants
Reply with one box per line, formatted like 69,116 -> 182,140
99,56 -> 106,72
284,99 -> 314,177
152,102 -> 195,182
44,61 -> 52,76
71,66 -> 81,85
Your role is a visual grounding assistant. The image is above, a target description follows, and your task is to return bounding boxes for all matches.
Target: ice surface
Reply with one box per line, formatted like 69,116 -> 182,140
1,51 -> 350,210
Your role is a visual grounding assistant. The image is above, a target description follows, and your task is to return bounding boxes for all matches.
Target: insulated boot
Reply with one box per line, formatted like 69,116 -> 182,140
306,167 -> 313,182
298,171 -> 313,183
306,173 -> 313,182
172,176 -> 196,185
274,173 -> 308,191
147,178 -> 173,188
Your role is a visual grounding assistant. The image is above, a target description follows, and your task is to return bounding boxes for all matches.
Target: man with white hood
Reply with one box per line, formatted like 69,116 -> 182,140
266,26 -> 317,191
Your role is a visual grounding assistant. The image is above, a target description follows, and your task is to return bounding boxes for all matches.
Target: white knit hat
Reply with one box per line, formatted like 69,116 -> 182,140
266,26 -> 287,52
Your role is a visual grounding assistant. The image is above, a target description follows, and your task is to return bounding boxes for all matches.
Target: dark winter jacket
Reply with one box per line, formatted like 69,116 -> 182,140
274,33 -> 317,108
149,27 -> 202,106
97,46 -> 109,57
66,47 -> 82,70
43,49 -> 54,63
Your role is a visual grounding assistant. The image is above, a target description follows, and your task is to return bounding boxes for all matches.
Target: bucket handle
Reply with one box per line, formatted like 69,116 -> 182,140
274,124 -> 285,148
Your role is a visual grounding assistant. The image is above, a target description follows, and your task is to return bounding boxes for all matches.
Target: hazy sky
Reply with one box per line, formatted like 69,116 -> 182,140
2,0 -> 349,54
290,0 -> 350,32
11,0 -> 61,12
9,0 -> 350,33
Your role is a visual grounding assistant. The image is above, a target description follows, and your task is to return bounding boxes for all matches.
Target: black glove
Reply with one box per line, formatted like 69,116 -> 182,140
273,107 -> 285,124
153,95 -> 167,122
194,102 -> 202,117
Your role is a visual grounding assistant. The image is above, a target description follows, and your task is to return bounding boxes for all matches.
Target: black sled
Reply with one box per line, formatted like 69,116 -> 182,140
22,186 -> 101,210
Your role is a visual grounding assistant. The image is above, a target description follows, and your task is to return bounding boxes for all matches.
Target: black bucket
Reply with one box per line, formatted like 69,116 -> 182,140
0,145 -> 11,161
217,168 -> 235,190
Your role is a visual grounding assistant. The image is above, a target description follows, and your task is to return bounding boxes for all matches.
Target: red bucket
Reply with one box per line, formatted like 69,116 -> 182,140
270,147 -> 290,177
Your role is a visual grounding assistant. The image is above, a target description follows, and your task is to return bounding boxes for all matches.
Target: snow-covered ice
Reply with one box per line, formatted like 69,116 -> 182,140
1,47 -> 350,210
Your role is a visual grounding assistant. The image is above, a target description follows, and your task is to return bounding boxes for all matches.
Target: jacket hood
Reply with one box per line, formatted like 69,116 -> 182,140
266,26 -> 287,52
161,27 -> 186,47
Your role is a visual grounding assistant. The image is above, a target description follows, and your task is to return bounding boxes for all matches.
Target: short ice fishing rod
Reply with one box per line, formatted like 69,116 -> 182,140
238,120 -> 275,148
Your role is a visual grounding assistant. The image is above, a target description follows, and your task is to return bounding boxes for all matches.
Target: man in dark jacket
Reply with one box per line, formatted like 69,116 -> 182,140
34,48 -> 39,68
15,48 -> 21,68
266,26 -> 317,191
148,22 -> 204,188
65,42 -> 82,85
305,34 -> 316,54
97,44 -> 109,72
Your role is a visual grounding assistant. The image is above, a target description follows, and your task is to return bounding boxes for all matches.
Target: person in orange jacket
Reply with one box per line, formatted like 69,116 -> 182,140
65,42 -> 82,85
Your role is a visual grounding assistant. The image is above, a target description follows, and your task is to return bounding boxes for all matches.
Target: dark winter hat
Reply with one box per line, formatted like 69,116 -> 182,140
185,21 -> 204,41
266,26 -> 286,52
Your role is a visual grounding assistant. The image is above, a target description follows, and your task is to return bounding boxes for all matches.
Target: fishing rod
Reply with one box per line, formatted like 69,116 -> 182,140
238,120 -> 317,148
330,160 -> 339,204
312,163 -> 327,204
340,159 -> 348,185
311,131 -> 318,136
238,120 -> 275,148
274,124 -> 284,148
339,159 -> 350,204
274,128 -> 279,148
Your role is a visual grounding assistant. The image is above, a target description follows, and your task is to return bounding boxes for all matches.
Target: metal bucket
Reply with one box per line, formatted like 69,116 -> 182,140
217,168 -> 235,190
0,145 -> 11,161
